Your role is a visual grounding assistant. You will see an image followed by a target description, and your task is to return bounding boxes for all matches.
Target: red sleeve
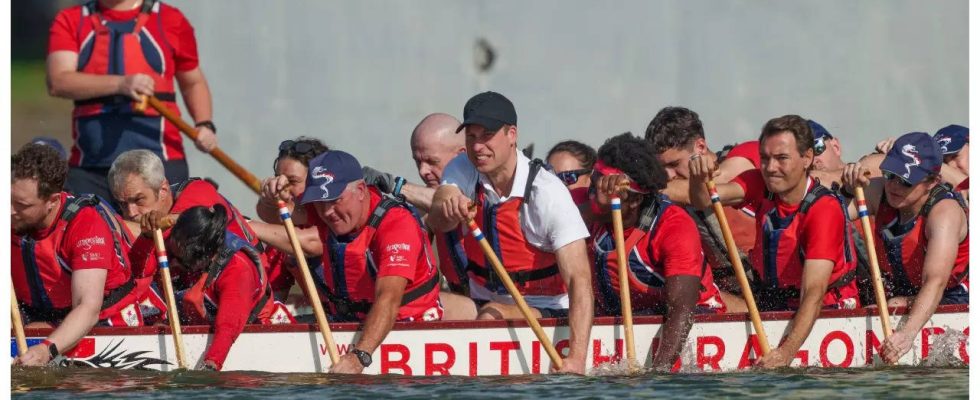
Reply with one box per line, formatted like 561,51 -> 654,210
163,6 -> 199,72
204,254 -> 258,369
62,208 -> 121,271
265,247 -> 296,293
48,7 -> 81,54
800,197 -> 846,262
731,169 -> 765,212
725,141 -> 761,169
371,209 -> 423,283
654,207 -> 704,277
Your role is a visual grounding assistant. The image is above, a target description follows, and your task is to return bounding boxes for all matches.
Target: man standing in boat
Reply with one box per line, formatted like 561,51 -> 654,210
688,114 -> 860,368
429,91 -> 594,374
841,132 -> 968,364
587,133 -> 726,371
12,144 -> 144,366
261,150 -> 443,374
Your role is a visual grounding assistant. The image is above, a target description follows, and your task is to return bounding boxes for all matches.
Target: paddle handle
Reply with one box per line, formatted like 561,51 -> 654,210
152,229 -> 188,369
610,197 -> 637,366
278,201 -> 340,365
853,187 -> 892,339
467,219 -> 564,370
11,283 -> 28,356
134,96 -> 262,194
705,181 -> 771,355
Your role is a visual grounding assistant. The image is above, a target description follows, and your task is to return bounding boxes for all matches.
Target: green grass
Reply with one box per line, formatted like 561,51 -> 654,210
11,59 -> 50,104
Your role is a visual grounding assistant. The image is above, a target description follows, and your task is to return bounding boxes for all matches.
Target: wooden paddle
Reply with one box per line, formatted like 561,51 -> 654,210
152,229 -> 189,369
133,96 -> 262,194
610,195 -> 637,369
705,180 -> 771,356
11,283 -> 28,356
854,186 -> 892,339
466,218 -> 564,370
277,200 -> 340,366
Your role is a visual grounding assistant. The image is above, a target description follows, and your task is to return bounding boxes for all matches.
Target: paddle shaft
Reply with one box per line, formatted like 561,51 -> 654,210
705,181 -> 771,355
278,201 -> 340,365
466,219 -> 564,370
11,283 -> 28,355
153,229 -> 189,369
610,197 -> 637,366
854,186 -> 893,338
134,96 -> 262,194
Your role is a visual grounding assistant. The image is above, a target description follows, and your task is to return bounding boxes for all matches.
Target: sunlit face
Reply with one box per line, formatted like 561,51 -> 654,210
812,137 -> 845,172
11,178 -> 60,236
654,139 -> 705,180
547,151 -> 591,190
465,124 -> 517,175
759,132 -> 813,197
112,174 -> 169,221
276,157 -> 309,199
412,138 -> 465,188
313,181 -> 368,236
944,144 -> 969,176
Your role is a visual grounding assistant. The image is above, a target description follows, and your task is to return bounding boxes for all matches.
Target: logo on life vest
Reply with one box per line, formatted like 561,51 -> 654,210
900,144 -> 921,179
311,166 -> 335,199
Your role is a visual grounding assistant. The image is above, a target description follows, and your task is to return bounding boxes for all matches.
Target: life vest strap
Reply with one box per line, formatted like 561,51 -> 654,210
74,92 -> 176,108
468,261 -> 560,284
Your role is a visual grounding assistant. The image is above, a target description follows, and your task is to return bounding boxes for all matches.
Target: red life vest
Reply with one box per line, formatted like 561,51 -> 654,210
179,232 -> 282,324
436,229 -> 469,295
170,178 -> 259,246
464,160 -> 566,297
12,194 -> 140,322
320,192 -> 441,321
752,180 -> 858,310
875,184 -> 969,294
592,197 -> 723,315
73,0 -> 178,120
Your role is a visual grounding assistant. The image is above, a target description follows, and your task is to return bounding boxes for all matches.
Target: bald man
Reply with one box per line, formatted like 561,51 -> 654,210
412,113 -> 466,188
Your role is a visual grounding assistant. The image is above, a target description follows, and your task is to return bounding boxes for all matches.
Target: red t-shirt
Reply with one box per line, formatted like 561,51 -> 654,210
307,188 -> 441,321
12,193 -> 131,311
724,140 -> 761,169
170,180 -> 257,245
202,252 -> 265,369
48,3 -> 199,71
732,170 -> 857,306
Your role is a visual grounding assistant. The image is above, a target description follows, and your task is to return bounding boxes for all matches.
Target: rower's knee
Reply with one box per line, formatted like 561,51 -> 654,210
477,304 -> 505,320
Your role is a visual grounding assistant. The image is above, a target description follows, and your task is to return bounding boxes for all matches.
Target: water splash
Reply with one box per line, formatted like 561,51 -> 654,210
590,357 -> 646,376
920,327 -> 968,367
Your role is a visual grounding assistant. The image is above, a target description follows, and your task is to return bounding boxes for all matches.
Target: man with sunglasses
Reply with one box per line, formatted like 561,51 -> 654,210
430,91 -> 593,374
689,114 -> 860,368
841,132 -> 968,364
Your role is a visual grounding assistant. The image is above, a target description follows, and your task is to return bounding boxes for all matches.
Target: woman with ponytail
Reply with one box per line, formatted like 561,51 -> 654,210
167,204 -> 294,371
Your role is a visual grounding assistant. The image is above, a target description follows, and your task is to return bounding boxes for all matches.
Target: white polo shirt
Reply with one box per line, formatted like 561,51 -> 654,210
440,150 -> 590,309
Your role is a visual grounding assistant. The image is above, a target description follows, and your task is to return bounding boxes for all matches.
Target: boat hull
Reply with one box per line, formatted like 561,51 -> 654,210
13,305 -> 969,375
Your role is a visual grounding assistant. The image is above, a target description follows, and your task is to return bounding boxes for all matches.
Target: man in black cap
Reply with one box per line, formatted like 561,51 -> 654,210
429,91 -> 593,374
841,132 -> 969,364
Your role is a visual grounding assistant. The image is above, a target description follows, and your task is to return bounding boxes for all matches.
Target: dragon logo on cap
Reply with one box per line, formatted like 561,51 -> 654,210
311,166 -> 335,199
900,144 -> 921,179
937,137 -> 953,154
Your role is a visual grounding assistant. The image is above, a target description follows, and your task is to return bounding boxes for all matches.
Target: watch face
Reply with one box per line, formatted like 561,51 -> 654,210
354,350 -> 372,367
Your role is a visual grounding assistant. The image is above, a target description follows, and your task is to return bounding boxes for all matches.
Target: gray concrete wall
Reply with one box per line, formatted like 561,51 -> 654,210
171,0 -> 968,209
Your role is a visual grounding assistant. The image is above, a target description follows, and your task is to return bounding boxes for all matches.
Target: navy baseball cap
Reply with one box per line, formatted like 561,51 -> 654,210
879,132 -> 943,185
456,91 -> 517,133
299,151 -> 364,204
808,120 -> 833,140
933,124 -> 969,155
30,136 -> 67,159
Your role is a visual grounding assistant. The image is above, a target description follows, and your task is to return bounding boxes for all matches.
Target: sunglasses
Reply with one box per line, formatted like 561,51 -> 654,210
882,171 -> 914,188
814,137 -> 827,156
278,140 -> 318,156
555,169 -> 591,186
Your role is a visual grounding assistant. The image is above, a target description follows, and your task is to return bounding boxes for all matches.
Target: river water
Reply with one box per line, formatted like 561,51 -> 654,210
10,365 -> 968,399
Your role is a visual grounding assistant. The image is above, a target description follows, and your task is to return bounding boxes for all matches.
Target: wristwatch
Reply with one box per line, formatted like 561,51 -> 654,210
351,348 -> 373,367
41,339 -> 59,359
195,120 -> 217,134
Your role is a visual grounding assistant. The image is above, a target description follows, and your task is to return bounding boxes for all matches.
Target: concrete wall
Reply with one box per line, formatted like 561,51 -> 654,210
171,0 -> 968,209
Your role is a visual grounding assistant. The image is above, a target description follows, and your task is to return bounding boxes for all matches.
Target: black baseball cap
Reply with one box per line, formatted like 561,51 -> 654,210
455,91 -> 517,133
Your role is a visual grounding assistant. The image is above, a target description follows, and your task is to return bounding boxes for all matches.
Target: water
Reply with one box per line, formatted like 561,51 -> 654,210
11,366 -> 968,399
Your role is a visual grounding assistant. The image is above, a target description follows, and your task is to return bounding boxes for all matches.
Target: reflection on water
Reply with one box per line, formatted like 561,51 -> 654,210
11,365 -> 968,399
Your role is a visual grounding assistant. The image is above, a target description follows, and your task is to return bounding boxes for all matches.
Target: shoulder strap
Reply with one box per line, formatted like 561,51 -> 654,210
140,0 -> 158,14
170,177 -> 201,200
799,184 -> 833,214
523,158 -> 545,204
716,143 -> 736,163
922,183 -> 966,216
368,195 -> 406,228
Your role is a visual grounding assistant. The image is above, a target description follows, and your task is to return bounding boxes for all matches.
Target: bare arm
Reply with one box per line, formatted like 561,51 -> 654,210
882,201 -> 965,363
757,259 -> 833,368
46,51 -> 136,100
249,220 -> 322,256
174,68 -> 212,124
353,276 -> 408,353
651,275 -> 699,371
16,269 -> 106,366
715,156 -> 756,184
427,185 -> 472,233
398,183 -> 435,213
554,239 -> 594,374
840,163 -> 885,221
688,154 -> 747,210
662,179 -> 690,204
